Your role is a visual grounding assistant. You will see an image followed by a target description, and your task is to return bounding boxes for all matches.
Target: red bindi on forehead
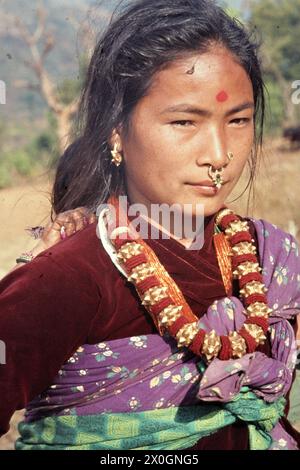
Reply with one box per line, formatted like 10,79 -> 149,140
216,90 -> 229,102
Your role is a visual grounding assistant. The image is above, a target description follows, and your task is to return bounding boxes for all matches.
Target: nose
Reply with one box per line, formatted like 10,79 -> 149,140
196,126 -> 229,170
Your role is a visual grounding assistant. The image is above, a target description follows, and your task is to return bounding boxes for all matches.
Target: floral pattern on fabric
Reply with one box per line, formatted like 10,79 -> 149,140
20,218 -> 300,450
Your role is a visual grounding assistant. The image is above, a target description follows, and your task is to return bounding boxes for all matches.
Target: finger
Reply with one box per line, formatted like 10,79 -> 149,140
63,220 -> 76,237
77,208 -> 95,226
44,207 -> 93,242
60,226 -> 67,240
53,210 -> 79,236
40,219 -> 63,244
76,207 -> 92,216
88,213 -> 97,224
72,208 -> 97,231
50,214 -> 72,233
73,216 -> 86,233
39,214 -> 78,246
69,211 -> 90,232
71,207 -> 92,222
76,209 -> 95,228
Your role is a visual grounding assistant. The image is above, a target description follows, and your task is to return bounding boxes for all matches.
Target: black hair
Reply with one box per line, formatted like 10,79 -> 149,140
52,0 -> 265,214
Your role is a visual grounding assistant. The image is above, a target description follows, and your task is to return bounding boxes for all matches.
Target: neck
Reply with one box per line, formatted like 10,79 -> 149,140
118,192 -> 225,247
133,211 -> 217,249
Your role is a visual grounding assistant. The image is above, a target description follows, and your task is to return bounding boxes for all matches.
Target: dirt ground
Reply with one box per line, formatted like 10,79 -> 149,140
0,143 -> 299,449
0,176 -> 52,278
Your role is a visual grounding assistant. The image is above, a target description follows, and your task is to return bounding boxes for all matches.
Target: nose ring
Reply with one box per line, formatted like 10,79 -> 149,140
208,152 -> 234,189
208,166 -> 224,189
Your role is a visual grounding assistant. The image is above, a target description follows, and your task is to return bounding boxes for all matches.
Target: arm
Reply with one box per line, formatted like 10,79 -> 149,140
0,245 -> 101,436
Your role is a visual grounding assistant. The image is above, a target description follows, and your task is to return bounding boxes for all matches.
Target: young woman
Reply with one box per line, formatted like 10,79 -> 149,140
0,0 -> 299,450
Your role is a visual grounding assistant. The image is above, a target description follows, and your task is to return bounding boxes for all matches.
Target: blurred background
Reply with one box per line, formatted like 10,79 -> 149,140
0,0 -> 299,449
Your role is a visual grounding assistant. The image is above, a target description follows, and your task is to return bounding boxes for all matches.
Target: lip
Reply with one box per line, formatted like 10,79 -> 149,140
186,180 -> 224,196
189,180 -> 216,187
188,185 -> 218,196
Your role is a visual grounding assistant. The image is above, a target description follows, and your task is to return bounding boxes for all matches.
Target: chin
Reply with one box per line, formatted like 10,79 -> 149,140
204,205 -> 223,217
202,202 -> 227,218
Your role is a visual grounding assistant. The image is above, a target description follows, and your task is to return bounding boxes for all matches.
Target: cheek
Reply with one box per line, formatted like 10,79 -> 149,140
123,142 -> 167,188
230,154 -> 250,185
124,137 -> 176,179
123,123 -> 161,163
231,130 -> 254,167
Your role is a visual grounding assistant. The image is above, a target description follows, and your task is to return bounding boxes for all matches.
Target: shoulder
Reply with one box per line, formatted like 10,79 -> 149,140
0,222 -> 112,303
245,216 -> 297,243
243,216 -> 299,260
34,221 -> 111,280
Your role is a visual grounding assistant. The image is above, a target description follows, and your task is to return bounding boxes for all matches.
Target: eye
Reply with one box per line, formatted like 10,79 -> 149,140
171,120 -> 194,127
229,117 -> 252,126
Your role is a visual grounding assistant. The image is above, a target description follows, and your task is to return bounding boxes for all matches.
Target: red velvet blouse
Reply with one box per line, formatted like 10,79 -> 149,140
0,214 -> 299,449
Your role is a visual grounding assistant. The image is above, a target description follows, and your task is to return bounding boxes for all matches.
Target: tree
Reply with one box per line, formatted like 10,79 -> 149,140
248,0 -> 300,126
12,5 -> 80,153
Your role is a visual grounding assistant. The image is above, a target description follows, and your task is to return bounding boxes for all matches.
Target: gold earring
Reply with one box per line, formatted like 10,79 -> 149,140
111,143 -> 123,167
227,152 -> 234,161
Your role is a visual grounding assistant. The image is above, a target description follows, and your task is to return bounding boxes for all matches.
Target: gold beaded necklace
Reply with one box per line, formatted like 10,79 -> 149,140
107,197 -> 272,362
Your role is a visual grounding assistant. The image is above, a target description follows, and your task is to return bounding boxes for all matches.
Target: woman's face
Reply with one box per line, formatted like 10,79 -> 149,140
119,46 -> 255,217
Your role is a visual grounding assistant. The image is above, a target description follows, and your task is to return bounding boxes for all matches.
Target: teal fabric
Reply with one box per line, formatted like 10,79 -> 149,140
16,390 -> 285,450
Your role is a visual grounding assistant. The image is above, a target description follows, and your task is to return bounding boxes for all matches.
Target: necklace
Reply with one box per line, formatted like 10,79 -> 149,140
107,197 -> 272,361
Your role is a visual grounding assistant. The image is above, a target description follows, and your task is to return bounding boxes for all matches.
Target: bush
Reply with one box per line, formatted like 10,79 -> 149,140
0,161 -> 12,189
27,130 -> 59,167
264,80 -> 285,135
0,148 -> 34,186
10,150 -> 32,176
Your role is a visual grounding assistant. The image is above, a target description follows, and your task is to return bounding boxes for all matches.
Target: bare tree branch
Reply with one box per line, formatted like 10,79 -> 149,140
11,3 -> 81,151
33,6 -> 47,43
13,79 -> 40,93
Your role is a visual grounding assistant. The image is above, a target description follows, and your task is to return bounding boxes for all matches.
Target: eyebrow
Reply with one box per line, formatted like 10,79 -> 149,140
160,102 -> 255,117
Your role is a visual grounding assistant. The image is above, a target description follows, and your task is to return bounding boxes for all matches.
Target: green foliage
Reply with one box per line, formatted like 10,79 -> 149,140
0,126 -> 59,188
220,1 -> 250,20
57,78 -> 81,105
0,160 -> 12,189
249,0 -> 300,81
0,120 -> 6,146
0,148 -> 35,185
56,55 -> 88,105
264,80 -> 285,134
248,0 -> 300,127
29,129 -> 59,163
223,5 -> 243,19
10,150 -> 32,176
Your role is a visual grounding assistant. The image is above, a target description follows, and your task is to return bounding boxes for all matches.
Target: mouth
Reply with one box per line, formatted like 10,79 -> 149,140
188,180 -> 216,188
186,180 -> 227,196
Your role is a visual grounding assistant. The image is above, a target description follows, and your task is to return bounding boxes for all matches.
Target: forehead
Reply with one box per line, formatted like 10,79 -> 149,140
146,47 -> 253,108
